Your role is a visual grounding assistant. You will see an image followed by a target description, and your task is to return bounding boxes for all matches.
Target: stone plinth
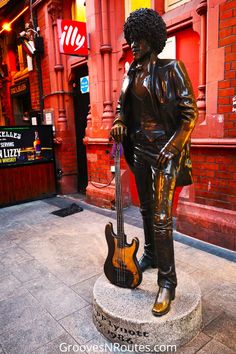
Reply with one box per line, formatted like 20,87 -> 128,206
93,270 -> 202,350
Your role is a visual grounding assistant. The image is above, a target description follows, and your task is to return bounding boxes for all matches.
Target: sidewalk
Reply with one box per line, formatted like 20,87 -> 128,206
0,195 -> 235,354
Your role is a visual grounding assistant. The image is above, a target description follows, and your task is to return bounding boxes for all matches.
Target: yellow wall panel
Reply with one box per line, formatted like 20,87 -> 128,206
125,0 -> 151,18
72,0 -> 86,22
131,0 -> 151,11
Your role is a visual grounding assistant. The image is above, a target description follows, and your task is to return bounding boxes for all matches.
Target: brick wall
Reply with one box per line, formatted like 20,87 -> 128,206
188,0 -> 236,212
177,1 -> 236,250
192,148 -> 236,211
86,143 -> 113,208
85,142 -> 131,208
87,144 -> 114,185
28,6 -> 50,111
29,69 -> 40,111
219,0 -> 236,137
37,10 -> 51,98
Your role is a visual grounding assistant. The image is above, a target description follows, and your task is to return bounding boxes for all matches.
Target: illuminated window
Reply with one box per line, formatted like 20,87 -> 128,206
165,0 -> 191,12
125,0 -> 151,19
71,0 -> 86,22
17,44 -> 28,71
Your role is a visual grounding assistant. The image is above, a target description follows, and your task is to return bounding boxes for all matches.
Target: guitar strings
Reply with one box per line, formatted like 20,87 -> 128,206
115,144 -> 121,284
115,143 -> 126,285
117,144 -> 123,284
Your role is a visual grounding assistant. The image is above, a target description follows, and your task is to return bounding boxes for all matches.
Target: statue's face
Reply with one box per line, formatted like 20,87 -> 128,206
131,39 -> 151,61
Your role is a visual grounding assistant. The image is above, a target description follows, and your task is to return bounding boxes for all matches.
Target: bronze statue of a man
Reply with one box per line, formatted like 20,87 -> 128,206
111,8 -> 198,316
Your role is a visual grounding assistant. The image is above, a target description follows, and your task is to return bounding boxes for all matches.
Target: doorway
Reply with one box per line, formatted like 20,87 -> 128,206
73,65 -> 89,193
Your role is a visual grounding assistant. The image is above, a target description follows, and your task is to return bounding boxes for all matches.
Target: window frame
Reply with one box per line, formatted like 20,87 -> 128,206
165,0 -> 191,12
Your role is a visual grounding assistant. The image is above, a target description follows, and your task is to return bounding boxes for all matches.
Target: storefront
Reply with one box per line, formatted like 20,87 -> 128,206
0,125 -> 56,206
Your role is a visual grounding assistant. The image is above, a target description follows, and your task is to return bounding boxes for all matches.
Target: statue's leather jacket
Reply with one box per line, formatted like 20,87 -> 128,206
114,54 -> 198,186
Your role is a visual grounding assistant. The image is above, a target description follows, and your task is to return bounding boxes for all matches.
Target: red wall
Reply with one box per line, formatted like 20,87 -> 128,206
189,1 -> 236,212
192,148 -> 236,211
177,0 -> 236,251
175,27 -> 199,98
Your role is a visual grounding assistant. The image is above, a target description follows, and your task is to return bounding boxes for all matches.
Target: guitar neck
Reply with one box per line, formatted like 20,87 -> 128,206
115,144 -> 125,245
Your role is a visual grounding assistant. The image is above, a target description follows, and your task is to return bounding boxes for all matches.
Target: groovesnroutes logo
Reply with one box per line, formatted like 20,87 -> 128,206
59,342 -> 177,353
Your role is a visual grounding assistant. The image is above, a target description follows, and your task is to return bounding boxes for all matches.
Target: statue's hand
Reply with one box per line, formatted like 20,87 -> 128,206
156,147 -> 174,167
156,143 -> 179,168
110,122 -> 127,143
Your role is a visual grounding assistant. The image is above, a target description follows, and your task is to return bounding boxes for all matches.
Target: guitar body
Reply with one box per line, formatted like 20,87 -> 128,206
104,222 -> 143,289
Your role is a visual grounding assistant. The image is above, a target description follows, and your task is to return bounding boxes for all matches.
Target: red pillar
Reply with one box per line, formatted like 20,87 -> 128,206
196,0 -> 207,124
100,0 -> 114,130
84,0 -> 130,208
47,0 -> 67,131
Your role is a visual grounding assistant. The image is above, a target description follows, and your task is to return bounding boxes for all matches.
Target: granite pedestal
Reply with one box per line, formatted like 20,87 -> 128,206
93,270 -> 202,350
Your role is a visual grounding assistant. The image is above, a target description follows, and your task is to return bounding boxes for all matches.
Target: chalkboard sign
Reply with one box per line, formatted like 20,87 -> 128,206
0,125 -> 54,168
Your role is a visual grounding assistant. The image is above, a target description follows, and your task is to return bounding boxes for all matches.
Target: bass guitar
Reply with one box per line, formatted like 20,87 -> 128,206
104,143 -> 142,289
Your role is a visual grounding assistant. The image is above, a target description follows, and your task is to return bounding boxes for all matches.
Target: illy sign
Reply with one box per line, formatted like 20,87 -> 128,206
57,19 -> 88,56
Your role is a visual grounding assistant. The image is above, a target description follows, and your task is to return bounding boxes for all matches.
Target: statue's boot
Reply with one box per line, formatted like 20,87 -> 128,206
139,214 -> 158,272
152,216 -> 177,316
152,286 -> 175,316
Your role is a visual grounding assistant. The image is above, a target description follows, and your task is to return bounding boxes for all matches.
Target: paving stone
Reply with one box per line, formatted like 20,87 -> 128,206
17,233 -> 64,259
0,274 -> 26,302
176,247 -> 236,278
86,332 -> 125,354
201,298 -> 223,328
28,284 -> 88,320
71,274 -> 102,304
32,333 -> 82,354
8,259 -> 49,283
177,333 -> 211,354
196,339 -> 235,354
188,269 -> 220,296
174,240 -> 191,251
17,222 -> 106,287
0,245 -> 33,267
199,259 -> 236,285
0,235 -> 14,251
175,260 -> 198,275
24,273 -> 63,292
0,264 -> 10,281
0,312 -> 65,354
0,197 -> 236,354
0,292 -> 47,335
203,313 -> 236,351
59,305 -> 99,345
49,262 -> 102,287
3,226 -> 38,245
203,281 -> 236,319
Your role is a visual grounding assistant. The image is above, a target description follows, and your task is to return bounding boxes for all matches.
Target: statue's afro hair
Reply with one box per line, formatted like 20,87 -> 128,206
124,8 -> 167,55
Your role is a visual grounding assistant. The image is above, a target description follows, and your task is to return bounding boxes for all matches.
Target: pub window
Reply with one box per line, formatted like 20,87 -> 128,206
125,0 -> 151,19
71,0 -> 86,22
165,0 -> 191,12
